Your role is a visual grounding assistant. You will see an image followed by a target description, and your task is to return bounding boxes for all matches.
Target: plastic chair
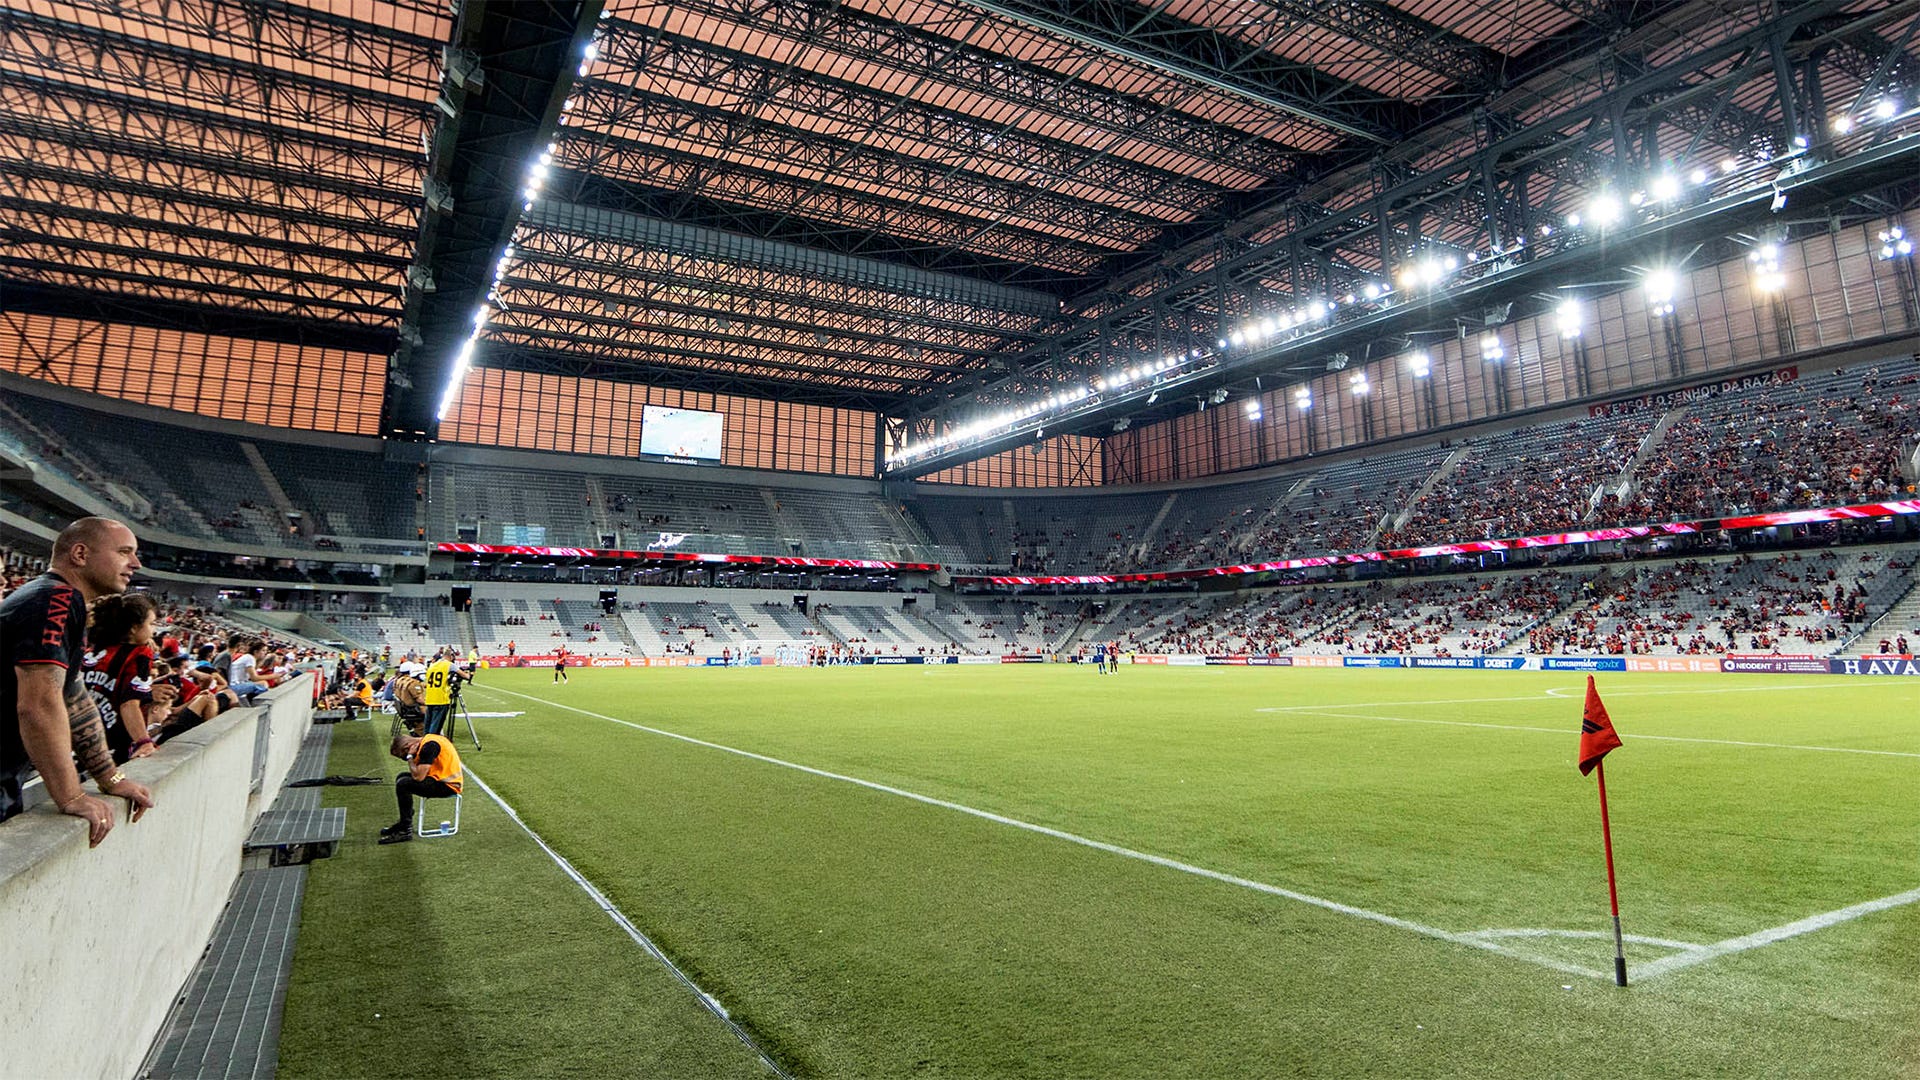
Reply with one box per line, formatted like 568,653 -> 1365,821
414,792 -> 462,838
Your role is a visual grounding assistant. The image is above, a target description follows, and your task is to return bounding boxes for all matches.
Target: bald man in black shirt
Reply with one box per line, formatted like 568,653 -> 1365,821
1,518 -> 155,846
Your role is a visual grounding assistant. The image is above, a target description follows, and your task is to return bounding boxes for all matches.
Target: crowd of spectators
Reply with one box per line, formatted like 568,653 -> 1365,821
1391,415 -> 1655,546
1605,363 -> 1920,526
1527,549 -> 1899,655
1301,572 -> 1584,656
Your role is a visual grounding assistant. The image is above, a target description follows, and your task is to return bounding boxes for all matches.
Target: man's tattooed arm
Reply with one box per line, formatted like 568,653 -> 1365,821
65,680 -> 114,780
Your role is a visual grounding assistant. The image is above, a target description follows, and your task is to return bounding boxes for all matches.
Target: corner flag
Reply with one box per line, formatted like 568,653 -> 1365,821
1576,674 -> 1629,986
1578,675 -> 1623,776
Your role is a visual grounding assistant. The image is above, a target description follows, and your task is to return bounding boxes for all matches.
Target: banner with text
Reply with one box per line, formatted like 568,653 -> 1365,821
1721,654 -> 1830,674
1588,366 -> 1796,417
1540,657 -> 1628,672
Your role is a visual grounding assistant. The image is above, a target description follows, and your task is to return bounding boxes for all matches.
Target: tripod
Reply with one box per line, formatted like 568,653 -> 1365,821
445,681 -> 481,751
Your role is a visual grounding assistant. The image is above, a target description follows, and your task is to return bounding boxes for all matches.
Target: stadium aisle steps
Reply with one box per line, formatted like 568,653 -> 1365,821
141,725 -> 340,1079
140,866 -> 308,1080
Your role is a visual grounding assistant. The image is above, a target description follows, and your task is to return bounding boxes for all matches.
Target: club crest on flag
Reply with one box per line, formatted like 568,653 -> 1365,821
1578,675 -> 1623,776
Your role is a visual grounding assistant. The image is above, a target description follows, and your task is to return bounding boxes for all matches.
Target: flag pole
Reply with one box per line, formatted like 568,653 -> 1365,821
1594,759 -> 1627,987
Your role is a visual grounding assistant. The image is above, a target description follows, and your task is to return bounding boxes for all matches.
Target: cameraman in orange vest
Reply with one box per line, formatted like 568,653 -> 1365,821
380,731 -> 463,845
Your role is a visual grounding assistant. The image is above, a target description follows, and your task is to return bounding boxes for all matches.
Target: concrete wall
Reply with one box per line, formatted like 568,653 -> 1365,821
0,674 -> 313,1078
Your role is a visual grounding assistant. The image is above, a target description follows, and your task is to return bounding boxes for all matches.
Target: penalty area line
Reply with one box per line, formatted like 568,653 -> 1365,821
460,765 -> 793,1079
470,684 -> 1607,982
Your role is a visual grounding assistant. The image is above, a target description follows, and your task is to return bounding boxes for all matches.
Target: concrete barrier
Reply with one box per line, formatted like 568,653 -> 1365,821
0,673 -> 313,1079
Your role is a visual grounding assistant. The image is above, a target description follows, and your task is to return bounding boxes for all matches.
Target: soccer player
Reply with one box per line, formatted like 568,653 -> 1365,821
553,646 -> 570,684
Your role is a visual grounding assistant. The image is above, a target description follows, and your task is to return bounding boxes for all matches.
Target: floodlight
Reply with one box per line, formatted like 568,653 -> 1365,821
1643,268 -> 1679,316
1556,299 -> 1584,339
1587,193 -> 1623,227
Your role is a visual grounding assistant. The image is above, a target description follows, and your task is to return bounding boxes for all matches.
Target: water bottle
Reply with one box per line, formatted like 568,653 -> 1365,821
439,820 -> 452,832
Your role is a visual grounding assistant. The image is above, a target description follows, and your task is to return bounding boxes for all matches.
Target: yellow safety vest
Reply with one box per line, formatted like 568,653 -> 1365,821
415,734 -> 462,792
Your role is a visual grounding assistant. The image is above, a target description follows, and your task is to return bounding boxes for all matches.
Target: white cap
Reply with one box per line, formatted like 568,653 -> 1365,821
400,662 -> 426,676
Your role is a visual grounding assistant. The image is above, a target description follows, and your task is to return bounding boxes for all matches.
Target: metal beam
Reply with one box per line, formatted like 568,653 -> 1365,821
958,0 -> 1398,142
600,4 -> 1314,171
557,169 -> 1097,297
527,202 -> 1059,319
381,0 -> 605,438
887,130 -> 1920,476
0,280 -> 398,355
913,0 -> 1878,422
476,347 -> 908,412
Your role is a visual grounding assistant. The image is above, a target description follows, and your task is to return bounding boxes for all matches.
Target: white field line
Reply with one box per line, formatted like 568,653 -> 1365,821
1631,885 -> 1920,979
467,684 -> 1920,982
466,686 -> 1602,980
461,767 -> 791,1079
1463,928 -> 1702,950
1259,683 -> 1844,713
1276,708 -> 1920,758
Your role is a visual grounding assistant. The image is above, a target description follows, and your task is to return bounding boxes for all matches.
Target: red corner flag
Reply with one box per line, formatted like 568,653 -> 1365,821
1578,675 -> 1623,776
1578,674 -> 1629,986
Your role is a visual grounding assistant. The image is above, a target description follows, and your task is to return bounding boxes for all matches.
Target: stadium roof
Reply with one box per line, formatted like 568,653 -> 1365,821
2,0 -> 1916,442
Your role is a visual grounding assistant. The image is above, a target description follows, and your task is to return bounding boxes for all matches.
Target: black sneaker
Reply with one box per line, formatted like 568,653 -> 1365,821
378,829 -> 413,845
378,820 -> 408,837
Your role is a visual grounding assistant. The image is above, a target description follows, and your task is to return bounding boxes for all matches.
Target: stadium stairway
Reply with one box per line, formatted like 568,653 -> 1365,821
1492,568 -> 1612,655
1238,476 -> 1314,558
584,476 -> 613,543
458,609 -> 478,653
1132,493 -> 1182,564
238,442 -> 302,534
603,611 -> 641,653
1593,407 -> 1690,518
141,723 -> 344,1079
809,606 -> 850,649
1838,575 -> 1920,653
1390,446 -> 1473,534
1055,603 -> 1099,654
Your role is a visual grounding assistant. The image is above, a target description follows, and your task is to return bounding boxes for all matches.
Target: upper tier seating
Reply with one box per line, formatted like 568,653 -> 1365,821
1603,358 -> 1920,526
1392,412 -> 1656,545
7,354 -> 1915,574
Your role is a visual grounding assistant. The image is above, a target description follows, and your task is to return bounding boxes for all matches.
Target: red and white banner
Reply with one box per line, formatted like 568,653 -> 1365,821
437,542 -> 934,572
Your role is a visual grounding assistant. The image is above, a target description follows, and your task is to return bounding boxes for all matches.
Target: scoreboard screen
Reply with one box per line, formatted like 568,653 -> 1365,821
640,406 -> 724,462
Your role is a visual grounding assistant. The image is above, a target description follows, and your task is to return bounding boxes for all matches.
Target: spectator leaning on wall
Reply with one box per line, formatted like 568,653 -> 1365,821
0,517 -> 156,846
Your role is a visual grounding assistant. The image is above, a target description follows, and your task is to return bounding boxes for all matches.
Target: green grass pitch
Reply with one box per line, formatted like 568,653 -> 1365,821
283,665 -> 1920,1078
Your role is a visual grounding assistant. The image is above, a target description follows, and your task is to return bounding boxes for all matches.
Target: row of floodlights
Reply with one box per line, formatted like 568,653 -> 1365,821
886,214 -> 1915,464
436,36 -> 603,421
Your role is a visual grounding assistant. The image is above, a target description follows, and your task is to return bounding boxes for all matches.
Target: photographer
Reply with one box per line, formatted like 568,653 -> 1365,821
379,732 -> 461,846
420,648 -> 465,736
